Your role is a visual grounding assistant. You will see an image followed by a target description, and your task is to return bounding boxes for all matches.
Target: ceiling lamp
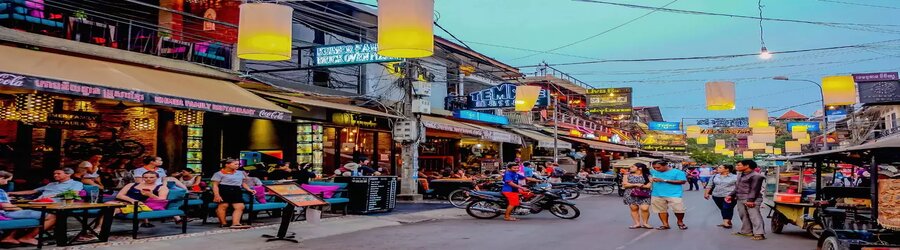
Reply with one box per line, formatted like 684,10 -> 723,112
130,118 -> 156,131
785,141 -> 802,153
748,108 -> 769,128
515,86 -> 542,112
174,110 -> 204,126
18,111 -> 48,124
821,75 -> 857,106
15,93 -> 52,123
377,0 -> 434,58
236,3 -> 293,61
0,101 -> 19,121
706,81 -> 735,111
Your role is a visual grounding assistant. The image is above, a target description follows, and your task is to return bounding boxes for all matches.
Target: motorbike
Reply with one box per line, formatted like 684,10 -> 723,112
464,185 -> 581,220
578,178 -> 617,195
448,179 -> 503,208
548,182 -> 582,200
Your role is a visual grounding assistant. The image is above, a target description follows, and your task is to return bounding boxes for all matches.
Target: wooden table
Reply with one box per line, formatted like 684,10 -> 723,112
17,202 -> 124,247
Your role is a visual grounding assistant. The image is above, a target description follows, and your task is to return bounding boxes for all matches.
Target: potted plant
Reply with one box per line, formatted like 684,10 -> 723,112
57,190 -> 81,206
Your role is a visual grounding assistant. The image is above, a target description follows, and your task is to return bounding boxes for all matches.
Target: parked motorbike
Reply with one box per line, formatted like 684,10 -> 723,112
579,179 -> 617,195
448,179 -> 503,208
464,185 -> 581,220
549,182 -> 582,200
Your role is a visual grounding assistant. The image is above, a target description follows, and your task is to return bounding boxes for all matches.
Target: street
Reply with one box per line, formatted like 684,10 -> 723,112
297,191 -> 816,250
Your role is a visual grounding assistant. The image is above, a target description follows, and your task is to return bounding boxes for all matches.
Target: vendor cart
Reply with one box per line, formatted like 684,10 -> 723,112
767,161 -> 823,238
777,134 -> 900,250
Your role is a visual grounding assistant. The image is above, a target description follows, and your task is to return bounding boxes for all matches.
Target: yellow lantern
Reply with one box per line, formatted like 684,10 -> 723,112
696,136 -> 709,144
792,130 -> 807,140
174,110 -> 204,126
742,151 -> 754,159
798,134 -> 811,145
723,150 -> 734,157
786,141 -> 801,153
715,139 -> 726,149
714,147 -> 724,153
751,126 -> 776,143
821,75 -> 857,106
748,108 -> 769,128
686,125 -> 702,139
765,146 -> 774,154
237,3 -> 294,61
377,0 -> 435,58
515,86 -> 542,112
706,81 -> 735,110
774,148 -> 782,155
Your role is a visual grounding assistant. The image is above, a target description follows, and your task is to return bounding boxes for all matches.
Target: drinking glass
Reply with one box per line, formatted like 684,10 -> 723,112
90,190 -> 100,204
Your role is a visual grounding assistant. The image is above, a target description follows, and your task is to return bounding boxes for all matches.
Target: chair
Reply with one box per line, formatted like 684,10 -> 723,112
0,211 -> 45,249
201,189 -> 287,225
307,182 -> 349,215
114,189 -> 189,239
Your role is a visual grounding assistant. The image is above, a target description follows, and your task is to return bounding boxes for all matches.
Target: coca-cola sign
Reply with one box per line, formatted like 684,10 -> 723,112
258,110 -> 286,120
0,73 -> 25,87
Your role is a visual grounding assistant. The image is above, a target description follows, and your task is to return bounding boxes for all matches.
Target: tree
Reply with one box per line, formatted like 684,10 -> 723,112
685,138 -> 726,165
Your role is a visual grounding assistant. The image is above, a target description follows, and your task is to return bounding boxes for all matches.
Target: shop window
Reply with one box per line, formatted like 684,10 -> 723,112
297,123 -> 323,175
323,127 -> 337,174
376,132 -> 392,174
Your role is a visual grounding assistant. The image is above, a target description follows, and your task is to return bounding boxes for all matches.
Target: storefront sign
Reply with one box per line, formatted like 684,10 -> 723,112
648,121 -> 680,131
0,72 -> 291,121
422,120 -> 481,136
467,83 -> 549,110
332,113 -> 390,129
587,87 -> 632,115
700,128 -> 752,135
853,72 -> 899,82
37,111 -> 100,129
694,118 -> 748,128
857,81 -> 900,104
640,144 -> 686,151
481,130 -> 521,144
312,43 -> 400,67
786,122 -> 821,132
453,110 -> 509,125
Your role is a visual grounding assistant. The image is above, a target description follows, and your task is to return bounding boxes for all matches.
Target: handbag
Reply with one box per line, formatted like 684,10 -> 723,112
120,203 -> 153,214
631,188 -> 651,198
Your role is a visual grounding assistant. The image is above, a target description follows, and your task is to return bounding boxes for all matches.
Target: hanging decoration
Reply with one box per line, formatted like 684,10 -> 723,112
792,130 -> 807,140
130,118 -> 155,131
72,100 -> 94,112
174,110 -> 204,126
705,81 -> 736,110
236,3 -> 294,61
785,141 -> 802,153
514,86 -> 542,112
751,126 -> 776,143
696,135 -> 709,144
723,150 -> 734,157
765,146 -> 774,154
798,134 -> 811,145
742,151 -> 754,159
686,125 -> 702,138
821,75 -> 857,106
14,93 -> 53,123
0,101 -> 19,121
774,148 -> 782,155
714,147 -> 724,154
377,0 -> 435,58
715,139 -> 726,149
748,108 -> 769,128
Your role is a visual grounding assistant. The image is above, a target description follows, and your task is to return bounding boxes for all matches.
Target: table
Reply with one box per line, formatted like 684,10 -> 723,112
17,202 -> 124,247
67,17 -> 117,47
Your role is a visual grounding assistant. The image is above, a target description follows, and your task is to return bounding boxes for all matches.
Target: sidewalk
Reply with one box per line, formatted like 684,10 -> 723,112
62,207 -> 465,250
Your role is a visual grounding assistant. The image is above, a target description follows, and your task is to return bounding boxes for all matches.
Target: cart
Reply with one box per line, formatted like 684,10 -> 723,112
777,134 -> 900,250
767,161 -> 823,238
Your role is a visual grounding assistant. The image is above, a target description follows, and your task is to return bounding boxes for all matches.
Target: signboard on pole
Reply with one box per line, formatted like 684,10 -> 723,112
586,87 -> 632,115
467,83 -> 550,110
853,72 -> 900,105
640,144 -> 686,152
312,43 -> 400,67
786,121 -> 821,132
648,121 -> 680,131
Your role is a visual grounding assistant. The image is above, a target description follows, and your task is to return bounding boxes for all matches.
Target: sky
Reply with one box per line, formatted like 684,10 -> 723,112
359,0 -> 900,122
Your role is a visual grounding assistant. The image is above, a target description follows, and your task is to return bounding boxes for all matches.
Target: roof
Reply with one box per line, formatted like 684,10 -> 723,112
634,106 -> 664,122
777,110 -> 808,120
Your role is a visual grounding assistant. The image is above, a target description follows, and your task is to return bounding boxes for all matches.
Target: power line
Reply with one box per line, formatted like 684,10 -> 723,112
510,0 -> 679,61
817,0 -> 900,10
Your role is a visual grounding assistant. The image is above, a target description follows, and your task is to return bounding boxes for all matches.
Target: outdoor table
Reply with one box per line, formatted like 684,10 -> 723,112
16,202 -> 124,247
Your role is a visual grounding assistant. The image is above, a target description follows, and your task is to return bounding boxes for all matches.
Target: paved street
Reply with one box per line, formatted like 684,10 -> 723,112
297,191 -> 817,250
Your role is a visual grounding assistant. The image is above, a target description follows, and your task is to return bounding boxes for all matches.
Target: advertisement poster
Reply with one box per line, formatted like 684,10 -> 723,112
587,87 -> 632,115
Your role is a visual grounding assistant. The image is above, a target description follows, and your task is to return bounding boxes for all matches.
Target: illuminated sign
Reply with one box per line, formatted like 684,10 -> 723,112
640,144 -> 686,152
453,110 -> 509,125
786,122 -> 821,132
467,83 -> 549,110
312,43 -> 400,67
648,121 -> 680,131
694,118 -> 748,128
587,87 -> 632,115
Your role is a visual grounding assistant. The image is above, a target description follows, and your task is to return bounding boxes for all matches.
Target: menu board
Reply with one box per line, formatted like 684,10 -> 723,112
266,183 -> 327,207
334,176 -> 397,214
185,126 -> 203,173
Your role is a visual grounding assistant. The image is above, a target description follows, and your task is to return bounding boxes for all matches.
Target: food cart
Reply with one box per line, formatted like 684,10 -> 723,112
777,134 -> 899,250
768,160 -> 822,238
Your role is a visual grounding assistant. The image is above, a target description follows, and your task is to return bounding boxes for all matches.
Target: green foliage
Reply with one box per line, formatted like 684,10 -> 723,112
686,138 -> 726,165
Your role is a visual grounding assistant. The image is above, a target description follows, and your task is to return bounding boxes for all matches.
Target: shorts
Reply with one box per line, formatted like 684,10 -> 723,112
502,192 -> 520,207
3,210 -> 43,219
218,185 -> 245,204
699,177 -> 711,183
651,197 -> 686,213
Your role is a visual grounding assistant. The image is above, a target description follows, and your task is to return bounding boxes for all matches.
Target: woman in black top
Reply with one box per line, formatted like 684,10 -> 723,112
292,163 -> 316,185
268,162 -> 292,180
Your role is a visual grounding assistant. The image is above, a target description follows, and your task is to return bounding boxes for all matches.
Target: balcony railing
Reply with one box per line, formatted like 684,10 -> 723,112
0,0 -> 235,70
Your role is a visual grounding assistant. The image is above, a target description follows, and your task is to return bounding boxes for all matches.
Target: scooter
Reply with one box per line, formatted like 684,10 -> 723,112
464,185 -> 581,220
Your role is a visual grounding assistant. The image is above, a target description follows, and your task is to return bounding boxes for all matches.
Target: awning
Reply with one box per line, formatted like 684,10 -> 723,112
511,128 -> 572,149
421,116 -> 481,136
466,123 -> 523,145
560,136 -> 634,152
0,45 -> 290,121
249,90 -> 402,119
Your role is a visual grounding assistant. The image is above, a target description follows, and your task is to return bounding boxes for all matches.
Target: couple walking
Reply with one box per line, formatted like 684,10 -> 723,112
622,161 -> 687,230
704,160 -> 767,240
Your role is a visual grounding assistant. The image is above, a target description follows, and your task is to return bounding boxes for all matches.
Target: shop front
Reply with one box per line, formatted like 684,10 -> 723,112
419,115 -> 522,175
560,136 -> 633,172
0,45 -> 292,186
510,128 -> 573,164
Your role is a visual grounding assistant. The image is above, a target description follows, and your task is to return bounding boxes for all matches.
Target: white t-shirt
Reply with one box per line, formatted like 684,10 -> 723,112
79,161 -> 100,178
698,167 -> 713,177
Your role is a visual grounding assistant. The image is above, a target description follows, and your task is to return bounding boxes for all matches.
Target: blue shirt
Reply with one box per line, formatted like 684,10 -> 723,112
523,167 -> 534,178
502,171 -> 522,192
650,169 -> 687,198
35,179 -> 84,198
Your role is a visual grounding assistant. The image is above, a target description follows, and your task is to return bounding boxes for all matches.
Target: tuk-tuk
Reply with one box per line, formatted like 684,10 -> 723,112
775,134 -> 900,250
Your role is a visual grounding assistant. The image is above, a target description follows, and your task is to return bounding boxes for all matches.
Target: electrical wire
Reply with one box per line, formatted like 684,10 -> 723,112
817,0 -> 900,10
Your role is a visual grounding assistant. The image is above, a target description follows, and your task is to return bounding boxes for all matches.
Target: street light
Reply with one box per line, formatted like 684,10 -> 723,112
772,76 -> 829,150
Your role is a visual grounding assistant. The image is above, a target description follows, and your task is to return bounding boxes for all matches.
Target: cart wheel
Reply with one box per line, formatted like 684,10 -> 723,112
820,236 -> 843,250
806,222 -> 823,239
771,213 -> 785,234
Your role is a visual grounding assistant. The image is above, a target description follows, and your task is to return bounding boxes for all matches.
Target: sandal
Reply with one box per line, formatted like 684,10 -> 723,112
219,224 -> 230,228
751,235 -> 766,240
723,224 -> 733,229
678,224 -> 688,230
230,224 -> 251,229
656,226 -> 670,230
503,217 -> 519,221
642,225 -> 653,229
628,225 -> 641,229
734,232 -> 753,237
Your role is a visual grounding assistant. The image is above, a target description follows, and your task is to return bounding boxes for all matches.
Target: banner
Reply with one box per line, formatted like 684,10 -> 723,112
586,87 -> 632,115
312,43 -> 400,67
648,121 -> 680,131
694,118 -> 748,128
641,144 -> 686,151
36,111 -> 100,130
467,83 -> 549,110
786,121 -> 821,132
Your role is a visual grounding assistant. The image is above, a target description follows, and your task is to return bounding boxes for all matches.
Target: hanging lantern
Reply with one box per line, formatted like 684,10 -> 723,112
798,134 -> 811,145
14,93 -> 52,123
696,135 -> 709,144
174,110 -> 204,126
0,101 -> 19,121
129,118 -> 156,131
785,141 -> 801,153
821,75 -> 857,106
765,146 -> 774,154
723,150 -> 734,157
714,147 -> 724,153
742,151 -> 754,159
515,86 -> 542,112
751,126 -> 776,143
377,0 -> 435,58
706,81 -> 735,110
748,108 -> 769,128
774,148 -> 782,155
792,130 -> 807,140
18,111 -> 48,124
236,3 -> 293,61
686,125 -> 702,138
715,139 -> 726,149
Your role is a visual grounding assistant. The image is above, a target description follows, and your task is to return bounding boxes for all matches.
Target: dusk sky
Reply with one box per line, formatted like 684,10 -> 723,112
360,0 -> 900,122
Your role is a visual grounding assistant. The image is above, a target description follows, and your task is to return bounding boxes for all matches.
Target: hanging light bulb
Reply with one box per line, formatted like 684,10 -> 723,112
759,46 -> 772,60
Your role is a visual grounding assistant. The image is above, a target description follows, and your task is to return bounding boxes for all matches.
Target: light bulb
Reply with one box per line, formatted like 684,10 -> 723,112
759,46 -> 772,60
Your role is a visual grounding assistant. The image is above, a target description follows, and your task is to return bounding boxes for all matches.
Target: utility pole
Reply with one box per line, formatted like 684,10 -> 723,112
553,96 -> 559,163
398,59 -> 423,201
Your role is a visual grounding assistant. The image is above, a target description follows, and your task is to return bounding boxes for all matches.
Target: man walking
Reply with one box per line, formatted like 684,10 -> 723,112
727,160 -> 767,240
698,165 -> 713,188
649,161 -> 688,230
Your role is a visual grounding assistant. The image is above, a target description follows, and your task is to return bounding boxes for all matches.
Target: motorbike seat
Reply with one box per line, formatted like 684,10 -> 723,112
472,191 -> 504,197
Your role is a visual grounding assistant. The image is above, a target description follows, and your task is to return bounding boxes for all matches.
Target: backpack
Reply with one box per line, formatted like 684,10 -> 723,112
552,167 -> 566,177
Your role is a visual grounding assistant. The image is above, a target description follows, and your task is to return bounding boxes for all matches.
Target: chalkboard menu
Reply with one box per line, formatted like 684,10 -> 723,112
334,176 -> 397,214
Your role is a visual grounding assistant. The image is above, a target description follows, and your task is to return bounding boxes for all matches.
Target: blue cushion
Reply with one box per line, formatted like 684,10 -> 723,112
165,189 -> 187,210
12,6 -> 25,14
115,209 -> 184,220
0,14 -> 8,19
248,202 -> 286,211
308,182 -> 348,188
0,219 -> 40,230
324,198 -> 349,204
70,209 -> 102,215
186,199 -> 203,207
0,3 -> 9,12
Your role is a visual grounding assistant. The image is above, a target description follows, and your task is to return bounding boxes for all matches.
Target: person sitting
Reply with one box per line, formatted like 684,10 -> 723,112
267,162 -> 292,181
109,158 -> 134,190
95,171 -> 171,229
10,168 -> 84,199
176,169 -> 202,192
72,167 -> 104,190
0,171 -> 56,247
356,158 -> 378,176
78,154 -> 103,189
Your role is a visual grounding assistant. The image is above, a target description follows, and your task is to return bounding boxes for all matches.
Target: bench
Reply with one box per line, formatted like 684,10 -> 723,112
307,182 -> 349,215
114,189 -> 189,239
201,190 -> 288,225
0,213 -> 45,249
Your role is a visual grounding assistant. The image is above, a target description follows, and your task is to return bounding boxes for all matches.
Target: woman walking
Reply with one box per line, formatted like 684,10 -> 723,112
211,158 -> 256,229
687,167 -> 701,191
622,163 -> 653,229
705,164 -> 738,228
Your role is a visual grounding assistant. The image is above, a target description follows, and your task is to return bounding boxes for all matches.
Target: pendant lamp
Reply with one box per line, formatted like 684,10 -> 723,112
748,108 -> 769,128
515,86 -> 542,112
706,81 -> 735,110
174,110 -> 204,126
377,0 -> 434,58
697,135 -> 709,144
785,141 -> 801,153
237,3 -> 294,61
742,151 -> 754,159
821,75 -> 857,106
